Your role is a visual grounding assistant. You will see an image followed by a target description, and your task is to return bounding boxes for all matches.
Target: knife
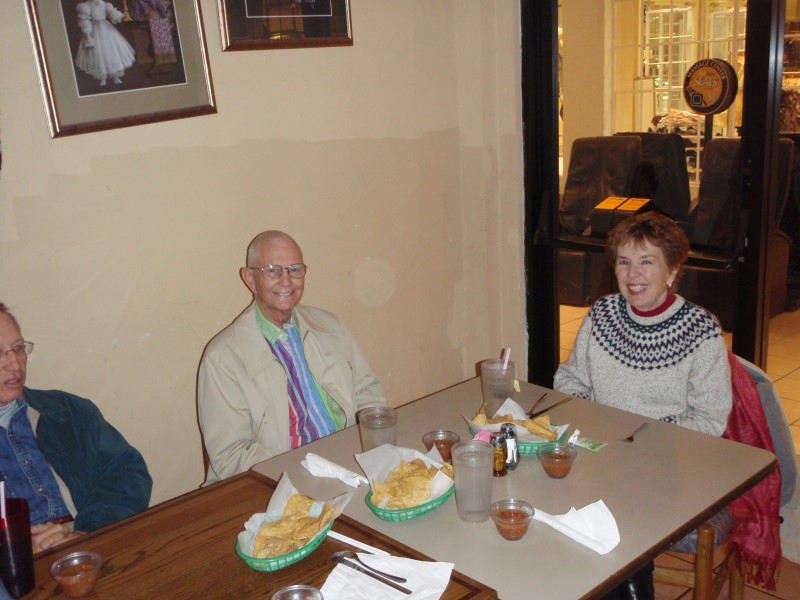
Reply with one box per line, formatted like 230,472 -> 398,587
527,396 -> 575,419
332,555 -> 412,595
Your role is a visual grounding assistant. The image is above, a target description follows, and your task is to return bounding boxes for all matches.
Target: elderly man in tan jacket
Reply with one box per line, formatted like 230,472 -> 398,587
198,231 -> 386,484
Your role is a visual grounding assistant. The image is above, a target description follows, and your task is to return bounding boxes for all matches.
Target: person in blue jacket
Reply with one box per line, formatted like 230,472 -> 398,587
0,303 -> 151,553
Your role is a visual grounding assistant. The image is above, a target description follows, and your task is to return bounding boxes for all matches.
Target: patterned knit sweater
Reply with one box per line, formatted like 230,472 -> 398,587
553,294 -> 732,435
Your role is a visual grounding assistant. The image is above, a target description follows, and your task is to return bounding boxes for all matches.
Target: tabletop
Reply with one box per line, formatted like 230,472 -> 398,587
24,470 -> 497,599
252,378 -> 778,599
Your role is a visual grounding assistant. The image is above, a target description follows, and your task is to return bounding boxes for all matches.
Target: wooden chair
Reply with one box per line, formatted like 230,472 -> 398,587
653,519 -> 744,600
654,354 -> 789,600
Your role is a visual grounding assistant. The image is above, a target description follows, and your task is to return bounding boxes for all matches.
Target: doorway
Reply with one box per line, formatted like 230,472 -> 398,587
523,0 -> 787,385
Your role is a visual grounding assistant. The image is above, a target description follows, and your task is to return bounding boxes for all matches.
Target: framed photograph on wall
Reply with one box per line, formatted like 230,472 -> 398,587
24,0 -> 216,138
218,0 -> 352,51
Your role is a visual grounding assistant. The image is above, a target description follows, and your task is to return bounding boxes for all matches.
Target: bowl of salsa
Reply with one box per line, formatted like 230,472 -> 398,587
421,430 -> 460,462
490,499 -> 534,540
536,442 -> 577,478
50,551 -> 103,599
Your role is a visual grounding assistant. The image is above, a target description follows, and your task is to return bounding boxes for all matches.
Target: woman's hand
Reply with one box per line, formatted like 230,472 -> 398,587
31,522 -> 85,554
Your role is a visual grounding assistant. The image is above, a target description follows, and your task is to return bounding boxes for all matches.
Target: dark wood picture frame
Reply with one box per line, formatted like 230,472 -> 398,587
217,0 -> 352,51
24,0 -> 216,138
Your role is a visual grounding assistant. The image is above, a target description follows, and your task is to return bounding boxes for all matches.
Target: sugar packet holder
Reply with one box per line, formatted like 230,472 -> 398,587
574,437 -> 607,452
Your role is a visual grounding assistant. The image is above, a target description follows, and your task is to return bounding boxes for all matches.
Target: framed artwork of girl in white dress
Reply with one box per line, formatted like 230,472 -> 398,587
24,0 -> 216,137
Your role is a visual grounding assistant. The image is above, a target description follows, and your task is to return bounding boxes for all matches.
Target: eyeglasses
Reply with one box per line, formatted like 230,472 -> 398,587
0,341 -> 34,362
249,263 -> 308,280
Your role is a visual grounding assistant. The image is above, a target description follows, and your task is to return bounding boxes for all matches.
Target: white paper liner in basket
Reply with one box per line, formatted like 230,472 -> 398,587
237,472 -> 353,557
354,445 -> 454,509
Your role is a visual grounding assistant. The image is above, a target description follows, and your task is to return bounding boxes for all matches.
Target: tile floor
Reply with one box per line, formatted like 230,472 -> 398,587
558,306 -> 800,599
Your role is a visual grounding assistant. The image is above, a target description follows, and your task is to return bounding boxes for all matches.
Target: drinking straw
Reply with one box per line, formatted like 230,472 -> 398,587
0,481 -> 6,528
501,347 -> 511,370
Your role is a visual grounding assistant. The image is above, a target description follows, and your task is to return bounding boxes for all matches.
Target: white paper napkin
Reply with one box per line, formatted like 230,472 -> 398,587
301,452 -> 368,487
532,499 -> 620,555
321,554 -> 454,600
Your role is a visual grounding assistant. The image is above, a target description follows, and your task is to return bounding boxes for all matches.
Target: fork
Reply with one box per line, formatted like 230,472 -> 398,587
331,555 -> 412,595
620,422 -> 648,442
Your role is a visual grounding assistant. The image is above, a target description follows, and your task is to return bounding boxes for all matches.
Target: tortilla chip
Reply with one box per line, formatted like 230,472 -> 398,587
473,407 -> 559,441
371,458 -> 451,510
252,493 -> 335,559
284,493 -> 314,516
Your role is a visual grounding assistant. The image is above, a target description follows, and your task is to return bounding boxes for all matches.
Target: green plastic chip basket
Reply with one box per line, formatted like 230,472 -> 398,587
235,520 -> 334,572
517,428 -> 569,455
467,424 -> 568,455
365,484 -> 454,522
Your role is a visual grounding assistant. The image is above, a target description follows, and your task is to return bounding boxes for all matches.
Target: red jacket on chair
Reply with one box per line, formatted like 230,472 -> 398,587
724,351 -> 782,590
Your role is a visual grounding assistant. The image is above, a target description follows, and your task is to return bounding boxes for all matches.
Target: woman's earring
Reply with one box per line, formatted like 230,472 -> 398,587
667,280 -> 674,289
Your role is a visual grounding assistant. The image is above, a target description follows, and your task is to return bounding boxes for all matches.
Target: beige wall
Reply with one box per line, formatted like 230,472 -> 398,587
0,0 -> 526,504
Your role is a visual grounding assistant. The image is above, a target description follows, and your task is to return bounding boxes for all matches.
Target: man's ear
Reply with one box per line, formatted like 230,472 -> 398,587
240,267 -> 256,294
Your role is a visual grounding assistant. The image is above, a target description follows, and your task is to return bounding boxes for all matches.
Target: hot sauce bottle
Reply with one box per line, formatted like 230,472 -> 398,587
490,432 -> 507,477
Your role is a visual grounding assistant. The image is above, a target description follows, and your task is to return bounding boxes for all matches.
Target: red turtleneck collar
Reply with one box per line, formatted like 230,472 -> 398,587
630,293 -> 677,317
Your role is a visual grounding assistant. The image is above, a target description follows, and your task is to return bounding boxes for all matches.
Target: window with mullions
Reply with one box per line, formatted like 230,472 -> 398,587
612,0 -> 746,189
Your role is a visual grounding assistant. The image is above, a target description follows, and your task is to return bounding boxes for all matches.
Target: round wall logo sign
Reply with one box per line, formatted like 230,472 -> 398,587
683,59 -> 738,115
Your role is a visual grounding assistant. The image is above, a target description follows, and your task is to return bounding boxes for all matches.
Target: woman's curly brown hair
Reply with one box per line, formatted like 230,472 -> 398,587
605,212 -> 690,289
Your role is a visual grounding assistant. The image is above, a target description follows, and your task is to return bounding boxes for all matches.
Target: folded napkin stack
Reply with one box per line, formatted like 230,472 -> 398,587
532,499 -> 620,555
301,453 -> 368,488
322,554 -> 454,600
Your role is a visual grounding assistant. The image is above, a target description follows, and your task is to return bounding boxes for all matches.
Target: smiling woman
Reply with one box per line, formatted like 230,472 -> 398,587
612,240 -> 677,312
607,212 -> 688,313
552,211 -> 733,600
553,211 -> 731,437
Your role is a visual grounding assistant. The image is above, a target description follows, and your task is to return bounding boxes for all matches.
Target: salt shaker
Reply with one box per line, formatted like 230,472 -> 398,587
500,422 -> 520,470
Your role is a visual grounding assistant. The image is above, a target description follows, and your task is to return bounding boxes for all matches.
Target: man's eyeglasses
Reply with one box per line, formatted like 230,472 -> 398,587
249,263 -> 308,280
0,341 -> 34,362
